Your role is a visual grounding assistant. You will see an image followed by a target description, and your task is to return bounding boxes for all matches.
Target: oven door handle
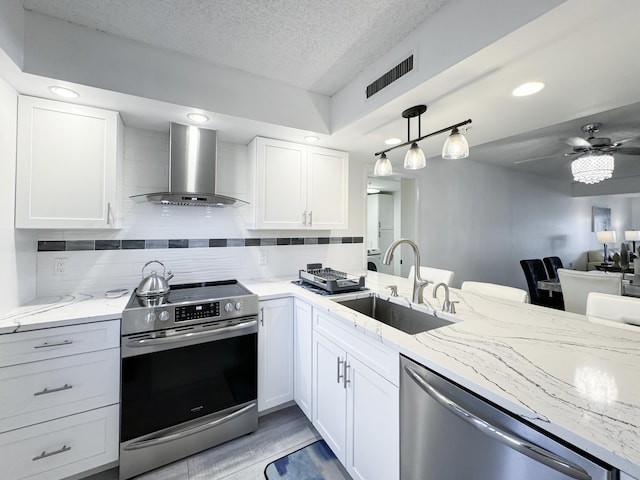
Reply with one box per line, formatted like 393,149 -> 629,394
126,319 -> 258,348
122,402 -> 256,450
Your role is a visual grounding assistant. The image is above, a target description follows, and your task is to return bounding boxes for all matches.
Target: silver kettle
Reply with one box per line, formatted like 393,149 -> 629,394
136,260 -> 174,297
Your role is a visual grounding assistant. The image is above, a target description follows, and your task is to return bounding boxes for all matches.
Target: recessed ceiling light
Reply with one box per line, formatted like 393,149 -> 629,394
49,86 -> 79,98
512,81 -> 545,97
187,113 -> 209,123
384,138 -> 402,145
367,187 -> 381,194
304,135 -> 319,143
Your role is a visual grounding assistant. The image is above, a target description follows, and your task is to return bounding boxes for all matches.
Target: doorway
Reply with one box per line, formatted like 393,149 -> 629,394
366,176 -> 417,276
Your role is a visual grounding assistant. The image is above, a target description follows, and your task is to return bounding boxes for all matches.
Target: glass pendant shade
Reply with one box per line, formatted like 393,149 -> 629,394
442,128 -> 469,159
571,153 -> 614,184
374,153 -> 393,176
403,142 -> 426,169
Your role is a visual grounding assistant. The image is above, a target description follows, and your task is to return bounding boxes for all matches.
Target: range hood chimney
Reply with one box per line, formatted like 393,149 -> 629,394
131,123 -> 247,207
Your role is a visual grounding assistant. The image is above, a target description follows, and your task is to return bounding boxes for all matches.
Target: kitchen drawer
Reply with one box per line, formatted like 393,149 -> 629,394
0,320 -> 120,367
0,348 -> 119,433
314,308 -> 399,386
0,404 -> 119,480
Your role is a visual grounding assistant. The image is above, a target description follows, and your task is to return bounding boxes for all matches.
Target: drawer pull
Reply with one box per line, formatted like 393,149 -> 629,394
32,445 -> 71,461
34,384 -> 73,396
34,340 -> 73,349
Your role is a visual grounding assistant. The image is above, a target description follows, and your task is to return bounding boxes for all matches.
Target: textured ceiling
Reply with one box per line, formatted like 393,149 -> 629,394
21,0 -> 449,96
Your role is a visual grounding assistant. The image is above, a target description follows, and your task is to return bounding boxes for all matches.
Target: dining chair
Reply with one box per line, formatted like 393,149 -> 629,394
557,268 -> 622,315
460,281 -> 529,303
520,259 -> 564,309
543,256 -> 563,279
408,265 -> 455,286
586,292 -> 640,327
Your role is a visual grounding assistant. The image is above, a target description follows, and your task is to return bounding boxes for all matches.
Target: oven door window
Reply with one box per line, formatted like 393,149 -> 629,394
121,333 -> 257,442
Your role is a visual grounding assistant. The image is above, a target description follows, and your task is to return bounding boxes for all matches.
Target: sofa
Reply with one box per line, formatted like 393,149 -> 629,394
586,248 -> 620,270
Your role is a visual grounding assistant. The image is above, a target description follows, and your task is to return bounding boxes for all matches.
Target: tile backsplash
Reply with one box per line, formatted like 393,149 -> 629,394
36,127 -> 366,296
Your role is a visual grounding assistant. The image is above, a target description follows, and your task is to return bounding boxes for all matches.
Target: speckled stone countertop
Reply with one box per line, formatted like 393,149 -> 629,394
3,273 -> 638,476
246,272 -> 640,477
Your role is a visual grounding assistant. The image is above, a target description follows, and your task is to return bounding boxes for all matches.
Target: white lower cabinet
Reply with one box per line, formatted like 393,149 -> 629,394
293,298 -> 313,420
313,312 -> 399,480
0,404 -> 119,480
0,320 -> 120,480
258,298 -> 294,411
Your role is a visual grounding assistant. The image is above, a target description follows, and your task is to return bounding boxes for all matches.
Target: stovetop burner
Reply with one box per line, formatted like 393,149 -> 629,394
125,280 -> 252,309
122,279 -> 259,336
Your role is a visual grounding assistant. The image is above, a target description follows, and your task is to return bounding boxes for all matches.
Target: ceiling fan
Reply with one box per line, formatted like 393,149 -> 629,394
563,123 -> 640,157
514,122 -> 640,165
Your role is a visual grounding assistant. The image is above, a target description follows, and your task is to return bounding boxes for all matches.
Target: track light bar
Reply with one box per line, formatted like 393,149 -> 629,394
374,118 -> 472,157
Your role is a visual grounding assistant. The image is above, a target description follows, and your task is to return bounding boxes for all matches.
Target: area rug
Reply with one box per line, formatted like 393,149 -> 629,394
264,439 -> 350,479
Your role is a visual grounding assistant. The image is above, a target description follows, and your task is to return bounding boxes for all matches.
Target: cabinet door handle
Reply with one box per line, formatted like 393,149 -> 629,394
337,357 -> 344,384
32,445 -> 71,461
34,340 -> 73,349
260,307 -> 264,326
302,211 -> 307,226
107,202 -> 113,225
34,383 -> 73,396
343,361 -> 350,389
308,211 -> 312,227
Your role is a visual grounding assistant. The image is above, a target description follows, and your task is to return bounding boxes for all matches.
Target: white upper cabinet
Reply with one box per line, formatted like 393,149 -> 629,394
15,96 -> 122,229
248,137 -> 348,230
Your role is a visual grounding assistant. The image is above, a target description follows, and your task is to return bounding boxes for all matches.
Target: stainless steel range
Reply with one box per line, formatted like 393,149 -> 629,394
119,280 -> 259,480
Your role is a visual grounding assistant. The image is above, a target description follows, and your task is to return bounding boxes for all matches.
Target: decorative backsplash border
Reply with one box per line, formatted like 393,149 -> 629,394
38,237 -> 364,252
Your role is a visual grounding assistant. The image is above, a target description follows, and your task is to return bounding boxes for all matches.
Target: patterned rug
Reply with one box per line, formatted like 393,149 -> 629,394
264,439 -> 351,479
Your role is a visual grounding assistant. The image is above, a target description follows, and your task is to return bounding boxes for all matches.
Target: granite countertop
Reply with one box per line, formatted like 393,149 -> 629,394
3,273 -> 639,476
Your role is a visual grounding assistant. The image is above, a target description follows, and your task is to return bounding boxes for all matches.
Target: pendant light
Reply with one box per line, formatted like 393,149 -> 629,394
374,153 -> 393,176
404,142 -> 426,169
373,104 -> 471,174
442,127 -> 470,159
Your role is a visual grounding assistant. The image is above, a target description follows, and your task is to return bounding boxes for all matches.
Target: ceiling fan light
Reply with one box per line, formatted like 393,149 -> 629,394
571,153 -> 614,184
404,142 -> 426,169
442,128 -> 469,159
374,153 -> 393,176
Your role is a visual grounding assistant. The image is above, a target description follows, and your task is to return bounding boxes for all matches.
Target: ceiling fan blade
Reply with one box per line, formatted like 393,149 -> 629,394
513,154 -> 559,165
613,147 -> 640,155
613,135 -> 640,146
565,136 -> 591,148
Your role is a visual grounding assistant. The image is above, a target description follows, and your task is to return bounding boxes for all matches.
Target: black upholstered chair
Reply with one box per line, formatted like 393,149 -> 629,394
543,256 -> 563,280
520,259 -> 564,310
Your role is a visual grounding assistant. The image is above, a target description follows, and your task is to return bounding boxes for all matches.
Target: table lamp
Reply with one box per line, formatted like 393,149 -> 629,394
625,230 -> 640,255
596,230 -> 617,265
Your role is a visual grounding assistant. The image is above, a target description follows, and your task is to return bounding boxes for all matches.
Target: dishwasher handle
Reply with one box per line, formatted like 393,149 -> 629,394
404,365 -> 592,480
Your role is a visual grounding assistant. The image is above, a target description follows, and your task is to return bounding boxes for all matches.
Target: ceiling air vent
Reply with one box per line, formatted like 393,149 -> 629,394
366,55 -> 413,99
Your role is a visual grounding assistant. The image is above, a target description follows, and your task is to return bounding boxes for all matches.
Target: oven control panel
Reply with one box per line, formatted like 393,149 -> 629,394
175,302 -> 220,322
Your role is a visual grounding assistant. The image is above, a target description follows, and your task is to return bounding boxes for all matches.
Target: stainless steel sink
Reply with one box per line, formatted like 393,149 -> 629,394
335,295 -> 453,334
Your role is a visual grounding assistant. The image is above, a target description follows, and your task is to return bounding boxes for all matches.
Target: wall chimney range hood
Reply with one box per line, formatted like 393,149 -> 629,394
130,122 -> 247,207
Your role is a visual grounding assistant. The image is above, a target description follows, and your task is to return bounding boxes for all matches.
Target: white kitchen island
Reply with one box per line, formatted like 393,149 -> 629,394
247,271 -> 640,479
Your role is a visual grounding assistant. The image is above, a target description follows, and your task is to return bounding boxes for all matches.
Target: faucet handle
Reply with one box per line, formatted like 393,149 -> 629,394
385,285 -> 398,297
448,300 -> 459,314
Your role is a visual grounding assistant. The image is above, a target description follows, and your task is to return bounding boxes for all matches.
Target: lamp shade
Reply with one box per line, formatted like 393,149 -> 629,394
404,143 -> 426,169
571,154 -> 614,184
373,153 -> 392,176
625,230 -> 640,241
596,230 -> 617,244
442,128 -> 469,159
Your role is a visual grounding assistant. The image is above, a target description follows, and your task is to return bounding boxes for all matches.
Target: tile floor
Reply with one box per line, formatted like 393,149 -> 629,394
83,405 -> 348,480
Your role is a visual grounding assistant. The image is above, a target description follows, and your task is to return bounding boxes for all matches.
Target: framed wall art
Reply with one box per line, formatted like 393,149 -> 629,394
592,206 -> 611,232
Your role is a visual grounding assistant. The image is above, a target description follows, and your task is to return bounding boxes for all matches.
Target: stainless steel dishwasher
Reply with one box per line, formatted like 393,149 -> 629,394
400,355 -> 615,480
